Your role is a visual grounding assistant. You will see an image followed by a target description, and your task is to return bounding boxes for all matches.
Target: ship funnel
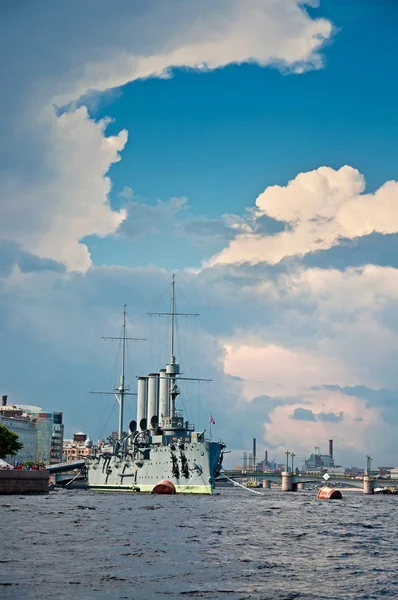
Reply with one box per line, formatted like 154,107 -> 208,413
137,376 -> 148,428
2,395 -> 7,407
147,373 -> 159,430
159,369 -> 169,425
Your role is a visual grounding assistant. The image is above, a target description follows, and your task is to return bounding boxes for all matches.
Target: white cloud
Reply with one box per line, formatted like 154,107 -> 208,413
221,265 -> 398,393
222,341 -> 361,399
119,186 -> 135,200
7,2 -> 398,465
0,1 -> 333,271
52,0 -> 333,106
216,262 -> 398,461
2,258 -> 398,464
264,389 -> 388,463
0,107 -> 127,271
210,166 -> 398,266
118,197 -> 188,239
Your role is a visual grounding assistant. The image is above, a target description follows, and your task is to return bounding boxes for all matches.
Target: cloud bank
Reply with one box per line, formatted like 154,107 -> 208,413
3,2 -> 398,467
0,0 -> 333,271
211,166 -> 398,267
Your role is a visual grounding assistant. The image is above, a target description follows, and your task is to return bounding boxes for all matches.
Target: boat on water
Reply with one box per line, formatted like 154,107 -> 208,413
374,486 -> 398,495
246,481 -> 262,489
86,275 -> 226,494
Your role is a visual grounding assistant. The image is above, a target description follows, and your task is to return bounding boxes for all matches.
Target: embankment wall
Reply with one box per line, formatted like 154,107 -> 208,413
0,470 -> 49,494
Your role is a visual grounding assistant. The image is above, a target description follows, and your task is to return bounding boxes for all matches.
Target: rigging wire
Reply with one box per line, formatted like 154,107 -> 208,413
197,381 -> 200,432
222,474 -> 266,496
147,282 -> 171,314
175,280 -> 196,313
125,341 -> 137,422
99,398 -> 118,441
206,381 -> 209,436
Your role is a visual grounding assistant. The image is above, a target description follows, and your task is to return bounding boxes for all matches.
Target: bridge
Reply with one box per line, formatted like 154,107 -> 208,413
218,470 -> 398,494
45,460 -> 86,474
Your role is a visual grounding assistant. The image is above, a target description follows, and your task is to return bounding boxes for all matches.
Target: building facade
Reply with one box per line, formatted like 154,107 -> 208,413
0,395 -> 64,465
63,432 -> 94,462
50,412 -> 64,463
0,414 -> 37,464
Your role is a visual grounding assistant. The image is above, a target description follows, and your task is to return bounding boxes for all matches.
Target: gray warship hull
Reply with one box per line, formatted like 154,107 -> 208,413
86,439 -> 223,494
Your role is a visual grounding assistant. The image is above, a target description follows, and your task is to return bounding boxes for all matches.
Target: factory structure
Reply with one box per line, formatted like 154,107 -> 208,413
238,438 -> 345,475
304,440 -> 336,472
237,440 -> 285,472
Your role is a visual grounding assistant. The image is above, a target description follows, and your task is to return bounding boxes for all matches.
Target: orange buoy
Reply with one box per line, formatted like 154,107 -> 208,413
317,486 -> 342,500
151,480 -> 176,495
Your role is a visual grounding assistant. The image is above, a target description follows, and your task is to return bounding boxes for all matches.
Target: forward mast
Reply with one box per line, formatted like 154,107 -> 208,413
91,305 -> 145,440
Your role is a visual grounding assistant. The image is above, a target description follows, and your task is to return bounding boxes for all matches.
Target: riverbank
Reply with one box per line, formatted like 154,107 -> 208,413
0,469 -> 49,494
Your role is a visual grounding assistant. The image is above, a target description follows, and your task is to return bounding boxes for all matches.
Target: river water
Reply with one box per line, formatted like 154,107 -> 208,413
0,487 -> 397,599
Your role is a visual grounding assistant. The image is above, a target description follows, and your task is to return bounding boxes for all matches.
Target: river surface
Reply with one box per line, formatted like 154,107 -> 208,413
0,487 -> 397,599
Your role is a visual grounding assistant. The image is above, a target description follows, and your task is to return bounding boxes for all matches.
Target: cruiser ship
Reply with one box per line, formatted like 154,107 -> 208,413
86,276 -> 225,494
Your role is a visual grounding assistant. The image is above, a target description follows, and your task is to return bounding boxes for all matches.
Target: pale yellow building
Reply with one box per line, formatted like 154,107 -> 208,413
62,432 -> 95,462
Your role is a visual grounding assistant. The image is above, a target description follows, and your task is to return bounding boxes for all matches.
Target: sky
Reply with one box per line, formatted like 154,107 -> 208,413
1,0 -> 398,469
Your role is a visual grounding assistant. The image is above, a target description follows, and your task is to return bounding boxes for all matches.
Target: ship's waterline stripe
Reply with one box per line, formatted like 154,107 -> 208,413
88,484 -> 213,494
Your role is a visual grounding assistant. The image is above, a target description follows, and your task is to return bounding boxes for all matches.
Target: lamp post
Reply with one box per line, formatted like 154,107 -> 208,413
285,450 -> 290,472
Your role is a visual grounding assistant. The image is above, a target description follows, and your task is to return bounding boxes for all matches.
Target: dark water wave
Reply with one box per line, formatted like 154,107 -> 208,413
1,489 -> 397,599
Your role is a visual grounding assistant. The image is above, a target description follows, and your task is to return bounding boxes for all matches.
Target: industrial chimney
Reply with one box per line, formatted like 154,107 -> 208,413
253,438 -> 256,471
264,450 -> 268,469
1,395 -> 7,407
329,439 -> 333,459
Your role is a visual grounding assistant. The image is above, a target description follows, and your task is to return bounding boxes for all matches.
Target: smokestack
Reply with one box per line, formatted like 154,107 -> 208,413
147,373 -> 159,430
329,439 -> 333,459
264,450 -> 268,467
253,438 -> 256,470
158,369 -> 168,425
1,395 -> 7,407
137,377 -> 148,430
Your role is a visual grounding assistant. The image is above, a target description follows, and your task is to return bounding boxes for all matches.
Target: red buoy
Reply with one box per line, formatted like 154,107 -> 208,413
151,480 -> 176,495
317,486 -> 342,500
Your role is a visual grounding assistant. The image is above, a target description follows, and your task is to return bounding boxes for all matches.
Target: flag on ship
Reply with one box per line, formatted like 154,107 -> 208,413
209,414 -> 215,425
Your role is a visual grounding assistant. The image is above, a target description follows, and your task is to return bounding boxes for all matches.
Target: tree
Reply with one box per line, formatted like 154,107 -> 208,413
0,423 -> 23,459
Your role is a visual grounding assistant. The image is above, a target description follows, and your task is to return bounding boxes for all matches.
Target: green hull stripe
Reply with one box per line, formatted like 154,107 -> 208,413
88,484 -> 212,495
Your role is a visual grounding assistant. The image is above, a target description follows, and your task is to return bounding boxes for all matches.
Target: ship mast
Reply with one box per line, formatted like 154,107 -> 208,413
91,305 -> 145,441
118,305 -> 127,440
149,275 -> 212,423
170,274 -> 176,364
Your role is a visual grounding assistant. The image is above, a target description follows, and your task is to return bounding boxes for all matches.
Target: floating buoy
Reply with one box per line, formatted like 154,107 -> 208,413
317,486 -> 342,500
151,480 -> 176,495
